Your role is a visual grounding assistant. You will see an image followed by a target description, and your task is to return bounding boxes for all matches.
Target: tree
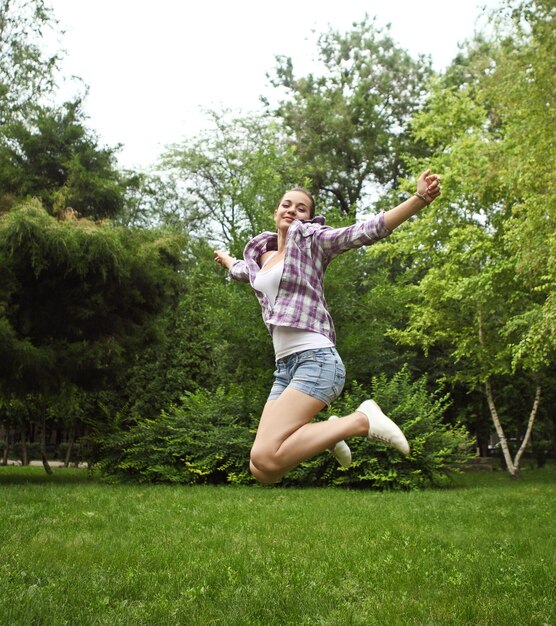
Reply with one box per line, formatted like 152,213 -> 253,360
266,16 -> 432,217
116,171 -> 195,231
0,199 -> 185,470
375,2 -> 555,477
0,0 -> 61,123
484,0 -> 556,374
163,110 -> 302,253
0,100 -> 128,219
114,234 -> 276,422
325,242 -> 416,385
385,211 -> 544,478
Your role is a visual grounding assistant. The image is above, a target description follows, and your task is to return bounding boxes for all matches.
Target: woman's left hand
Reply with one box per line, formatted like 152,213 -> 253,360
417,169 -> 441,203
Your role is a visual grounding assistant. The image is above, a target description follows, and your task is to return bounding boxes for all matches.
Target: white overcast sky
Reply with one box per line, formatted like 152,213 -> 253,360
49,0 -> 498,170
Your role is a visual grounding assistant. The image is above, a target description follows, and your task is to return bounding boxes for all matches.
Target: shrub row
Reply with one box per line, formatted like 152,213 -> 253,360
94,367 -> 473,489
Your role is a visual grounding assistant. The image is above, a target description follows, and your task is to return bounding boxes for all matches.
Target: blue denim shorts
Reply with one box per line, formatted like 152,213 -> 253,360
267,347 -> 346,406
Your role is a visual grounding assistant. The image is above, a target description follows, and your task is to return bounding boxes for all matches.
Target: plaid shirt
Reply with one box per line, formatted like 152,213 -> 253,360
229,212 -> 391,344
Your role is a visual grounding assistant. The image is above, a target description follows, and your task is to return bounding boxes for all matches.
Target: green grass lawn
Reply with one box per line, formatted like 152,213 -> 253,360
1,465 -> 554,625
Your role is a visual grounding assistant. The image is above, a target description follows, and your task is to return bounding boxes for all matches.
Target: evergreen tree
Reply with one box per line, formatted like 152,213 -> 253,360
0,100 -> 129,219
0,199 -> 185,470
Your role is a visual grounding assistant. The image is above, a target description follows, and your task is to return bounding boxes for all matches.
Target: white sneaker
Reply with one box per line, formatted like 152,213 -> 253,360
357,400 -> 410,456
328,415 -> 352,468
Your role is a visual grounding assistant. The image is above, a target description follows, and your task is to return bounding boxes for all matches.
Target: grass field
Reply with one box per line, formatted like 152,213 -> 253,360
1,465 -> 554,625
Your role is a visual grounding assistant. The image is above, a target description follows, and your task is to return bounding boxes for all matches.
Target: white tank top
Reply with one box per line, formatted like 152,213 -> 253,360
253,254 -> 282,307
253,253 -> 334,360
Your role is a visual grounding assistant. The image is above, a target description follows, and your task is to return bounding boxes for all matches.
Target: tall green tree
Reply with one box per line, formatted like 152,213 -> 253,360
326,245 -> 416,385
0,199 -> 185,470
163,110 -> 302,253
117,171 -> 194,231
485,0 -> 556,374
375,0 -> 555,477
118,235 -> 276,422
266,16 -> 432,217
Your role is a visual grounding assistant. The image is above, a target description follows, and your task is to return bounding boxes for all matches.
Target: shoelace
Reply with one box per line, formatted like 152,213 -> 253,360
369,433 -> 396,443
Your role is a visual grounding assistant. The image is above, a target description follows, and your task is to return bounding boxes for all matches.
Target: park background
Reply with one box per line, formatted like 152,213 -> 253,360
0,0 -> 554,486
1,1 -> 555,624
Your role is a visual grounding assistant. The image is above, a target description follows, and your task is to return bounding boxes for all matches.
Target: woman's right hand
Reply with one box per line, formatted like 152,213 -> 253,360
214,249 -> 234,270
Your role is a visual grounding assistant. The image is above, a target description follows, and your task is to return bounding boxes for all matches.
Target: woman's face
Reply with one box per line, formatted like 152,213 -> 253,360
274,190 -> 313,231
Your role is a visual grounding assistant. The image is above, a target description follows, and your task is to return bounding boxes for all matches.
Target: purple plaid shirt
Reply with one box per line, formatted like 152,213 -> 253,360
229,212 -> 391,344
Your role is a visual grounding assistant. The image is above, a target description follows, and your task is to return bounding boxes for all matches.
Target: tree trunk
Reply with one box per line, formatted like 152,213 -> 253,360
40,416 -> 52,475
484,379 -> 518,477
21,428 -> 28,466
513,385 -> 541,470
1,425 -> 8,465
64,427 -> 75,468
478,308 -> 521,478
485,380 -> 542,479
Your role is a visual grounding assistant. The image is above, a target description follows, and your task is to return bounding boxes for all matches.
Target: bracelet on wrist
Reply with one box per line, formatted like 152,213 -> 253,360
414,191 -> 429,204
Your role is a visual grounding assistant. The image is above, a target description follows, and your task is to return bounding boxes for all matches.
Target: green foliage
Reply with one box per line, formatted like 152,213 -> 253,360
403,0 -> 556,376
115,238 -> 274,422
326,247 -> 416,384
1,0 -> 554,479
163,111 -> 300,251
370,0 -> 556,475
0,199 -> 184,394
285,367 -> 472,489
96,368 -> 471,489
388,221 -> 528,387
0,100 -> 128,219
486,0 -> 556,372
268,16 -> 432,215
117,171 -> 194,230
0,0 -> 61,123
95,384 -> 265,484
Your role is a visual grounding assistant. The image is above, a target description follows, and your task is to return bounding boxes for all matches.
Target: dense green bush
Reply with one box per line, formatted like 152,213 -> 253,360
95,367 -> 472,489
95,384 -> 265,484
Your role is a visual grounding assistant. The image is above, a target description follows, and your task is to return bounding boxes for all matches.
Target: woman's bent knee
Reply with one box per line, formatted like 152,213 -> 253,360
249,460 -> 283,484
250,447 -> 282,477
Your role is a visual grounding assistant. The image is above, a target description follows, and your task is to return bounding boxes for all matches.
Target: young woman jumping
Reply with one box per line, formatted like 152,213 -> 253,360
214,169 -> 440,483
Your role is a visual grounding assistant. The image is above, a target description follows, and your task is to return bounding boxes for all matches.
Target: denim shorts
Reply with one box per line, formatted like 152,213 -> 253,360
267,347 -> 346,406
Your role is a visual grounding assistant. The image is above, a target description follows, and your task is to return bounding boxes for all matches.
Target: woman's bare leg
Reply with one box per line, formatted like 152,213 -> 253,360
249,387 -> 368,483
